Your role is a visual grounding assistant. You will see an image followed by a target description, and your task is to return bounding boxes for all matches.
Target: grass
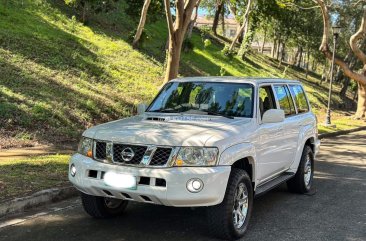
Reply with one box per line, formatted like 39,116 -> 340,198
0,0 -> 363,151
0,154 -> 70,201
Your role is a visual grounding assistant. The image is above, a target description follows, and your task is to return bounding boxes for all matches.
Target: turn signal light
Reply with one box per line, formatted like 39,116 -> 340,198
87,149 -> 93,158
175,159 -> 183,166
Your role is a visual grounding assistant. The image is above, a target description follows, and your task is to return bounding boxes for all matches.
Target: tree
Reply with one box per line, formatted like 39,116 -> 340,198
132,0 -> 152,48
163,0 -> 201,82
187,1 -> 201,39
228,0 -> 253,51
316,0 -> 366,119
212,1 -> 224,35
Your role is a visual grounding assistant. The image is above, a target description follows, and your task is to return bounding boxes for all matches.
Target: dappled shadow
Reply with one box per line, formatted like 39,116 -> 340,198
0,58 -> 133,145
0,7 -> 105,80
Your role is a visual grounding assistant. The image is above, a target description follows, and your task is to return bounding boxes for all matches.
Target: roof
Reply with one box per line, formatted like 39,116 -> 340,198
171,76 -> 300,85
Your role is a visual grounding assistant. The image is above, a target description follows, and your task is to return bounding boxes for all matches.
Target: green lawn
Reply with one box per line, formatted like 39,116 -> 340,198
0,155 -> 70,201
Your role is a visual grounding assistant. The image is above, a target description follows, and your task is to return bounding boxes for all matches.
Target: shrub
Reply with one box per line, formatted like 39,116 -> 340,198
221,45 -> 235,60
204,39 -> 212,48
183,38 -> 194,52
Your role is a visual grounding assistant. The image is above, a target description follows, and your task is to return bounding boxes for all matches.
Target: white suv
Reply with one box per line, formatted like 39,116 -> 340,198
69,77 -> 320,240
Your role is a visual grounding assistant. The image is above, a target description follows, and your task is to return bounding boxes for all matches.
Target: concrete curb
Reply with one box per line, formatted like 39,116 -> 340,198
0,186 -> 78,218
319,126 -> 366,139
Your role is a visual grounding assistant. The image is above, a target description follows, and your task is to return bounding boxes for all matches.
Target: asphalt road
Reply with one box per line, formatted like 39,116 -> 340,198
1,131 -> 365,241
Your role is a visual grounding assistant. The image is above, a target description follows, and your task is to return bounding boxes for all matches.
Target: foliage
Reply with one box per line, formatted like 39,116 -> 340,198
221,45 -> 235,59
128,29 -> 152,47
204,39 -> 212,48
183,38 -> 195,52
124,0 -> 164,23
220,66 -> 227,76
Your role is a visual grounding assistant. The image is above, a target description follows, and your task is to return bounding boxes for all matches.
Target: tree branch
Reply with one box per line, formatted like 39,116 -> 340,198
350,7 -> 366,64
176,0 -> 185,31
316,0 -> 366,86
164,0 -> 174,35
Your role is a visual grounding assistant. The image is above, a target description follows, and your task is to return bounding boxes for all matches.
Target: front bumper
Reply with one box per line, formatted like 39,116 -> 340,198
69,154 -> 231,207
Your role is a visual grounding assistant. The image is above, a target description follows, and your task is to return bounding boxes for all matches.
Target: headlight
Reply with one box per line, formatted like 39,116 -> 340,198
174,147 -> 218,166
78,137 -> 93,158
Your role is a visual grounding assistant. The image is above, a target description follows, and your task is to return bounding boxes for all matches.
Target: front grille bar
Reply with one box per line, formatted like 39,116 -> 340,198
93,140 -> 177,168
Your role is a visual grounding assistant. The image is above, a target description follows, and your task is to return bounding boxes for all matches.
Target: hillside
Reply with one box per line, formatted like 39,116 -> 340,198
0,0 -> 361,149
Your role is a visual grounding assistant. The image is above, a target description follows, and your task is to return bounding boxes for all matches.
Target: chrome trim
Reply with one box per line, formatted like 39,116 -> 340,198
93,139 -> 175,168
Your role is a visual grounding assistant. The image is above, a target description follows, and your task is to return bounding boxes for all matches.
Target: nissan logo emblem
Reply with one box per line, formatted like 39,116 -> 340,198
121,147 -> 135,162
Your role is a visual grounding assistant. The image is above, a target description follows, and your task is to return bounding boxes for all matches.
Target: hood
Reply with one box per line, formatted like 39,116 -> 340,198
83,114 -> 253,147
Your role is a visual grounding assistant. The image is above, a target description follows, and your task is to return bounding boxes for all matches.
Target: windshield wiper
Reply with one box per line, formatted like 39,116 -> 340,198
203,110 -> 234,119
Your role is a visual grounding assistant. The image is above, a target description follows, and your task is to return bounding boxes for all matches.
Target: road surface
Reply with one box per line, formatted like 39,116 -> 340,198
1,131 -> 365,241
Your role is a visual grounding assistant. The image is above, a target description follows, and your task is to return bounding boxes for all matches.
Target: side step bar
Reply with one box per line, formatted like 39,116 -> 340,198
255,172 -> 295,197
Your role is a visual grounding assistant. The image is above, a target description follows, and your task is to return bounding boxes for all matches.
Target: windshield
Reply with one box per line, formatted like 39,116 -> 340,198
147,81 -> 254,118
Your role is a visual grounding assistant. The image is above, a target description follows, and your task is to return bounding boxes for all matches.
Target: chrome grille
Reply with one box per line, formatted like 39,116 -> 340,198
150,148 -> 172,166
95,141 -> 106,159
113,144 -> 147,164
93,141 -> 174,167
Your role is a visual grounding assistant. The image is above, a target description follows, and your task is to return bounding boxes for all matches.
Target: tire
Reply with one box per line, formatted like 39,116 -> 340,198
287,145 -> 314,194
81,193 -> 128,218
206,168 -> 253,240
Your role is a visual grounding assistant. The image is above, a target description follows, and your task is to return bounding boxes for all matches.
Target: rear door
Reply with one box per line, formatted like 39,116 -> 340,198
273,85 -> 299,169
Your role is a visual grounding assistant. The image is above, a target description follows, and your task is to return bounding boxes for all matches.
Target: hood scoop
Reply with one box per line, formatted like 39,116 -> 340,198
145,117 -> 167,122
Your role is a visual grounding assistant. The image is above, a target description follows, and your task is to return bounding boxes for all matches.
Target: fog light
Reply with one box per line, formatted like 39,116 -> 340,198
186,178 -> 204,193
70,164 -> 77,177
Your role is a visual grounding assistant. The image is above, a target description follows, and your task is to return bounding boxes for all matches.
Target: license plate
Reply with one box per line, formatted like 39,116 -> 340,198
103,172 -> 137,190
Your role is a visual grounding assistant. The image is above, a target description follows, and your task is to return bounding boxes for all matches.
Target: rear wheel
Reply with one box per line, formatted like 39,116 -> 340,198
287,145 -> 314,193
81,193 -> 128,218
207,168 -> 253,240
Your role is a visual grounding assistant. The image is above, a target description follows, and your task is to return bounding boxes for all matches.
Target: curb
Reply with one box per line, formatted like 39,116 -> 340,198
0,186 -> 78,218
319,126 -> 366,139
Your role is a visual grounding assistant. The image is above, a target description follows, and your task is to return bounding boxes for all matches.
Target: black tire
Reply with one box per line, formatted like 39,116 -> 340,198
81,193 -> 128,218
206,168 -> 253,240
287,145 -> 314,194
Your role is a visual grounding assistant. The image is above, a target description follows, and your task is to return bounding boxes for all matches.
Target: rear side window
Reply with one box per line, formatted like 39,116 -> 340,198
289,85 -> 309,113
274,85 -> 296,116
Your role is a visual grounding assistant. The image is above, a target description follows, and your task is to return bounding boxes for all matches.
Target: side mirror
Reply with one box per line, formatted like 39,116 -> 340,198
137,103 -> 147,115
262,109 -> 285,123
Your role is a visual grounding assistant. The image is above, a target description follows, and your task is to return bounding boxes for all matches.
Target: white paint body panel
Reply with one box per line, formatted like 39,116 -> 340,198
69,77 -> 320,207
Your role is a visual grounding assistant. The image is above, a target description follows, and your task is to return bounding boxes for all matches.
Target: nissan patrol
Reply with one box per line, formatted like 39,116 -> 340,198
69,77 -> 320,240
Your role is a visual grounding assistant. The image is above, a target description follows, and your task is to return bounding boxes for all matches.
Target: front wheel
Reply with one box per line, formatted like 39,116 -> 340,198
81,193 -> 128,218
206,168 -> 253,240
287,145 -> 314,193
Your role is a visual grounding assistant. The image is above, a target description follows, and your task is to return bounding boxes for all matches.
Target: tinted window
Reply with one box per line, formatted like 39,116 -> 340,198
259,86 -> 276,118
274,85 -> 296,116
289,85 -> 309,113
147,82 -> 254,118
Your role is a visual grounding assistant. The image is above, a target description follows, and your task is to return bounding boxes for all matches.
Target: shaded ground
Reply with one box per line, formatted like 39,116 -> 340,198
0,131 -> 365,241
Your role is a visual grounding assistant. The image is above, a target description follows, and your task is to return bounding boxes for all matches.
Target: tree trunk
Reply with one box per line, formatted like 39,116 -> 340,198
221,3 -> 225,35
212,1 -> 223,35
276,39 -> 281,60
261,28 -> 267,54
305,48 -> 310,78
228,0 -> 252,51
132,0 -> 152,48
339,77 -> 350,98
297,46 -> 303,67
163,0 -> 199,82
187,3 -> 199,39
165,37 -> 183,82
272,38 -> 277,58
355,81 -> 366,119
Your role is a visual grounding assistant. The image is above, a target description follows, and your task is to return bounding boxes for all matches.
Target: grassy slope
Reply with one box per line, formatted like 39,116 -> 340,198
0,0 -> 363,150
0,154 -> 69,200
